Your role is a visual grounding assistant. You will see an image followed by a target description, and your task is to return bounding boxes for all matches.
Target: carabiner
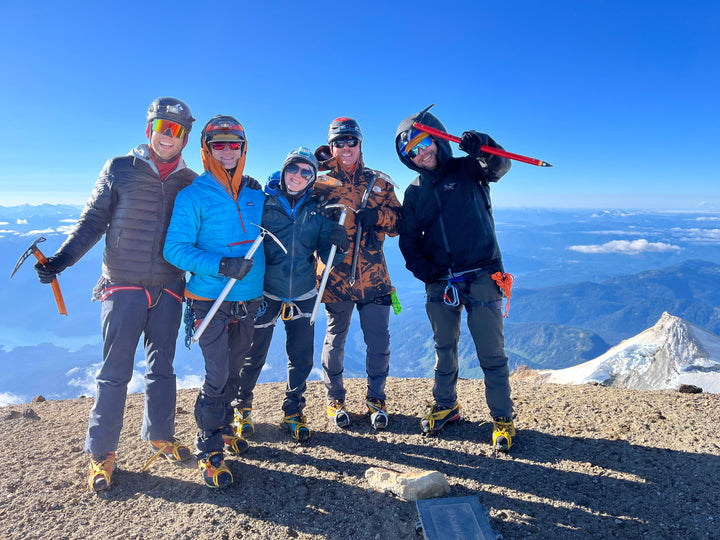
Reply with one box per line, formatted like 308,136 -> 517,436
230,301 -> 248,321
443,283 -> 460,307
281,302 -> 295,321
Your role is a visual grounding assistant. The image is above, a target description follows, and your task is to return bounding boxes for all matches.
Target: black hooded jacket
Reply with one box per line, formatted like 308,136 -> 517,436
395,109 -> 511,283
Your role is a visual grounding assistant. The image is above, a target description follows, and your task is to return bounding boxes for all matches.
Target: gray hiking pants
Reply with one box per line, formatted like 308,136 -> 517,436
236,295 -> 315,415
425,273 -> 513,419
190,298 -> 260,454
84,281 -> 184,455
321,300 -> 390,403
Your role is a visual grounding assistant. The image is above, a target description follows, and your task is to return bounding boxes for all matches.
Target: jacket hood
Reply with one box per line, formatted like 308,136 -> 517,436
266,176 -> 314,201
265,176 -> 312,216
281,147 -> 317,198
200,120 -> 248,199
130,144 -> 189,176
394,105 -> 453,174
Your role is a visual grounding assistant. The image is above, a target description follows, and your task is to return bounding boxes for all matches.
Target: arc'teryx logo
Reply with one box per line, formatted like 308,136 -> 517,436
443,182 -> 456,191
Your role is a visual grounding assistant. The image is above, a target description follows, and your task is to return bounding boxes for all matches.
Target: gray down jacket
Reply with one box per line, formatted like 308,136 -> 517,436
57,144 -> 197,286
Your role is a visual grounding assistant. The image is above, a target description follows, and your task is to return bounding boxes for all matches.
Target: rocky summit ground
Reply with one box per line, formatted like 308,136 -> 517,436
1,376 -> 719,539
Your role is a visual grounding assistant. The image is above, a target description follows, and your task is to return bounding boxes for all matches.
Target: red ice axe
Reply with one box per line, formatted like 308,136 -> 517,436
412,121 -> 552,168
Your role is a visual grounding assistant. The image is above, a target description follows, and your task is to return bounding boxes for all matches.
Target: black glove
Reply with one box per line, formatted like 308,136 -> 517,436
34,252 -> 72,284
314,145 -> 332,162
219,257 -> 253,281
458,130 -> 492,158
315,195 -> 339,221
355,207 -> 379,230
328,224 -> 350,252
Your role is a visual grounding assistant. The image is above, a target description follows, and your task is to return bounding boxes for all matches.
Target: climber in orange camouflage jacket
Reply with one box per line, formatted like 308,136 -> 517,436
313,117 -> 400,431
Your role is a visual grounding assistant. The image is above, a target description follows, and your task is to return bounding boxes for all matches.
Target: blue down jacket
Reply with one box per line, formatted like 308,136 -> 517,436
163,172 -> 266,301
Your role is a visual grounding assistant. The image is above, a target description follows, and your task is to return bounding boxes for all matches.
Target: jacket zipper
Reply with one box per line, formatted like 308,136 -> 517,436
432,188 -> 453,267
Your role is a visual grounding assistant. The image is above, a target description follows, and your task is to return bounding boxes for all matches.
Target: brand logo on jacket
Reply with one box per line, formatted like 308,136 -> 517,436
443,182 -> 456,191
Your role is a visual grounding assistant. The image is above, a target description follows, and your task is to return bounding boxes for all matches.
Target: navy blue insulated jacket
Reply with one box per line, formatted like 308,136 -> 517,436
261,179 -> 338,300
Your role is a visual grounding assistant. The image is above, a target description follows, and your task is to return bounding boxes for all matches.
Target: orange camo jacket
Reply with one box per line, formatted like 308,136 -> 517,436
313,152 -> 400,303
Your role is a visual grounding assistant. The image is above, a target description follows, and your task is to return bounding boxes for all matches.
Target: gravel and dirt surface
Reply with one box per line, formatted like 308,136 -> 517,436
1,375 -> 719,539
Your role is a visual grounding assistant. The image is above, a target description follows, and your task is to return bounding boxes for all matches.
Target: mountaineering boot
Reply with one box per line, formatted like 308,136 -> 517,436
233,407 -> 254,438
88,451 -> 117,492
363,397 -> 388,430
281,413 -> 311,441
492,417 -> 515,452
222,427 -> 249,456
327,399 -> 351,428
197,451 -> 233,489
142,438 -> 192,471
421,403 -> 463,435
148,438 -> 192,462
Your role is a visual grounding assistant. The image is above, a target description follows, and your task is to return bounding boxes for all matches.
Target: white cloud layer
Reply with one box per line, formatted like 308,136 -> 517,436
0,392 -> 25,406
569,239 -> 682,255
670,228 -> 720,243
177,375 -> 203,390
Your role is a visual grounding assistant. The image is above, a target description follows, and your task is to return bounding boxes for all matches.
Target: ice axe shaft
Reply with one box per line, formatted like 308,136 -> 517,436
191,226 -> 286,345
310,206 -> 349,325
11,236 -> 67,316
412,121 -> 552,167
349,174 -> 378,287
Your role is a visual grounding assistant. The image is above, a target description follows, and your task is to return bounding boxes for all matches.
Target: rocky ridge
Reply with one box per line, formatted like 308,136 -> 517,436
1,377 -> 719,539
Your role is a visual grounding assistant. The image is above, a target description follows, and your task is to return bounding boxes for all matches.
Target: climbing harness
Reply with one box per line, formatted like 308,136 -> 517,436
280,301 -> 298,321
443,276 -> 467,307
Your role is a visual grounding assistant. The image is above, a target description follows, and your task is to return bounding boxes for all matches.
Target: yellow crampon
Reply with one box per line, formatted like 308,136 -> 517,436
492,417 -> 515,452
198,451 -> 233,489
222,433 -> 249,456
141,439 -> 190,471
88,452 -> 116,492
234,407 -> 254,438
281,414 -> 311,441
421,402 -> 462,434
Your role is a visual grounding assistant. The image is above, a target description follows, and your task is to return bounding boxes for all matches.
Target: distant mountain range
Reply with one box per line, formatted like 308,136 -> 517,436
508,259 -> 720,345
3,205 -> 720,403
537,312 -> 720,393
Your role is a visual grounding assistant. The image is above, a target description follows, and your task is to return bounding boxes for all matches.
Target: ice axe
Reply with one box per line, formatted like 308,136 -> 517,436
349,174 -> 378,287
310,204 -> 350,325
191,225 -> 286,345
412,120 -> 552,168
11,236 -> 68,316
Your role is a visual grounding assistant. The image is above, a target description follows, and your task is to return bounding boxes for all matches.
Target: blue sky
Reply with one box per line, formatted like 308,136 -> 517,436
1,1 -> 718,209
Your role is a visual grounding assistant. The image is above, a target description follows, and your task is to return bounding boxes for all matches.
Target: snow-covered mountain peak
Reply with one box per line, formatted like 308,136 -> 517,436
539,312 -> 720,393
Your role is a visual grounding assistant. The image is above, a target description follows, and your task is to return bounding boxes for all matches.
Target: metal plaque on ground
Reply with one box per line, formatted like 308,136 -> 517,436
416,495 -> 498,540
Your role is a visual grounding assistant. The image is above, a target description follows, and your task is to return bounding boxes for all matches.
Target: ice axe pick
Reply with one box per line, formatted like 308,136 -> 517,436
191,225 -> 286,344
11,236 -> 68,315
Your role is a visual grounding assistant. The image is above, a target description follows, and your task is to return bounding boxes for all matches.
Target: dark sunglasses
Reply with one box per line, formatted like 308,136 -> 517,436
331,137 -> 359,149
211,142 -> 243,151
406,136 -> 432,158
150,119 -> 186,139
286,163 -> 315,180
